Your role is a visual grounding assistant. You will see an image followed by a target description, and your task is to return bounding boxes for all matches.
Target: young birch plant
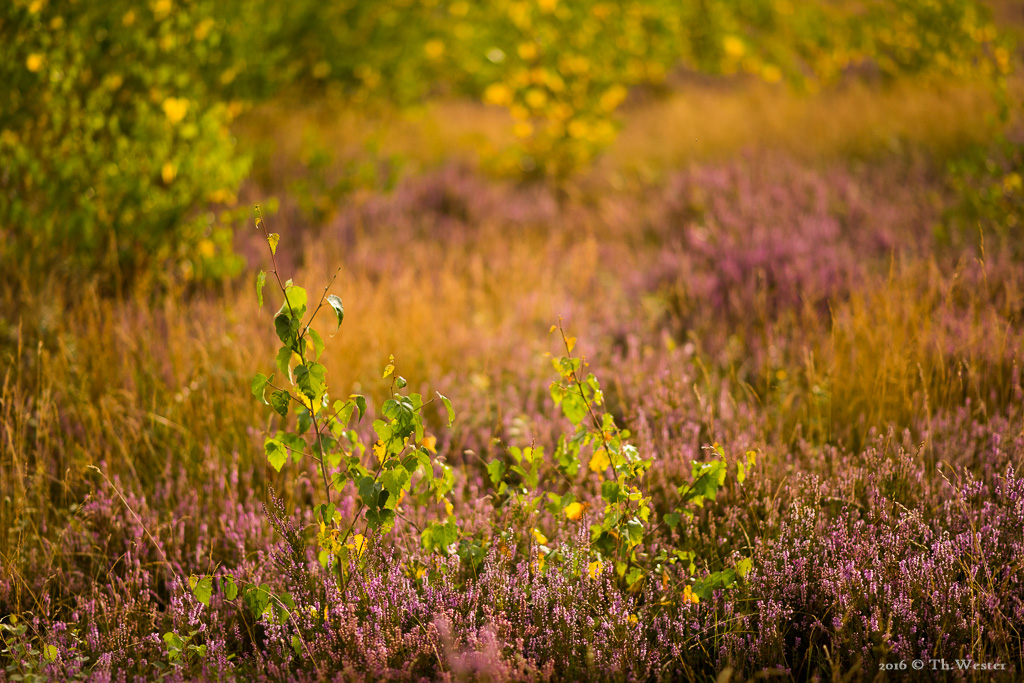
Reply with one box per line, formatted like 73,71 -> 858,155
250,208 -> 460,573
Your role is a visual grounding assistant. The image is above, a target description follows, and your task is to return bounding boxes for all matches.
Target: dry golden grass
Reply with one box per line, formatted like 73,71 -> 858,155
238,74 -> 1009,184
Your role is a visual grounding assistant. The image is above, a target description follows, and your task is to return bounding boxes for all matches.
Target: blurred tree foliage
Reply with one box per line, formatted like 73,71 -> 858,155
1,0 -> 252,290
0,0 -> 1009,288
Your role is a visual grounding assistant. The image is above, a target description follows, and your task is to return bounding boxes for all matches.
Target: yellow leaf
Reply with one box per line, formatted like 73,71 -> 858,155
599,84 -> 628,112
152,0 -> 172,18
513,121 -> 533,138
525,88 -> 547,109
162,97 -> 189,124
549,324 -> 557,333
517,42 -> 538,61
564,501 -> 585,521
420,435 -> 437,454
268,232 -> 280,255
424,39 -> 445,60
298,394 -> 322,416
373,440 -> 386,463
444,498 -> 454,517
589,448 -> 610,473
531,527 -> 548,545
161,162 -> 176,184
26,54 -> 44,73
483,83 -> 513,107
534,549 -> 546,572
723,35 -> 745,59
197,239 -> 215,259
588,560 -> 602,579
566,336 -> 576,353
193,18 -> 215,41
346,534 -> 366,558
683,585 -> 699,604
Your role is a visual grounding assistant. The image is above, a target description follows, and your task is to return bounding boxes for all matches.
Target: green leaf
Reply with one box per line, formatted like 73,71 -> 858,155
191,576 -> 213,606
268,232 -> 280,255
486,459 -> 506,485
664,512 -> 681,529
295,362 -> 327,400
251,373 -> 273,404
244,584 -> 271,616
625,519 -> 644,545
275,345 -> 292,378
365,506 -> 395,533
43,644 -> 58,662
270,390 -> 290,418
358,476 -> 380,506
265,438 -> 288,471
308,328 -> 325,359
693,569 -> 737,600
381,468 -> 411,507
256,270 -> 267,309
276,284 -> 308,319
319,503 -> 336,524
223,576 -> 238,601
421,520 -> 459,552
735,557 -> 753,578
353,394 -> 367,422
163,632 -> 185,651
601,480 -> 622,503
437,392 -> 455,426
291,634 -> 302,656
326,294 -> 344,330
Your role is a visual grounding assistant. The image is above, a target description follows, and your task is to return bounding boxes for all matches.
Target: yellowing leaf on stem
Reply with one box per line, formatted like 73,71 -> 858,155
268,232 -> 280,255
531,527 -> 548,545
588,560 -> 602,579
565,336 -> 576,353
589,448 -> 610,472
298,394 -> 321,416
420,435 -> 437,453
564,501 -> 585,521
346,534 -> 366,558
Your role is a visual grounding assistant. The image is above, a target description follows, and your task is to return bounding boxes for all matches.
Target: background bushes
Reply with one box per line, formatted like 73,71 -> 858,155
0,0 -> 1010,290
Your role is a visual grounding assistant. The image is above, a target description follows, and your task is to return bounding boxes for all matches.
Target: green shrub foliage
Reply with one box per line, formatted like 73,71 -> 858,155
1,0 -> 249,286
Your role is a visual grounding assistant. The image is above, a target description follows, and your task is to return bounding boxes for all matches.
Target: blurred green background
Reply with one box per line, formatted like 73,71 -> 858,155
2,0 -> 1019,291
